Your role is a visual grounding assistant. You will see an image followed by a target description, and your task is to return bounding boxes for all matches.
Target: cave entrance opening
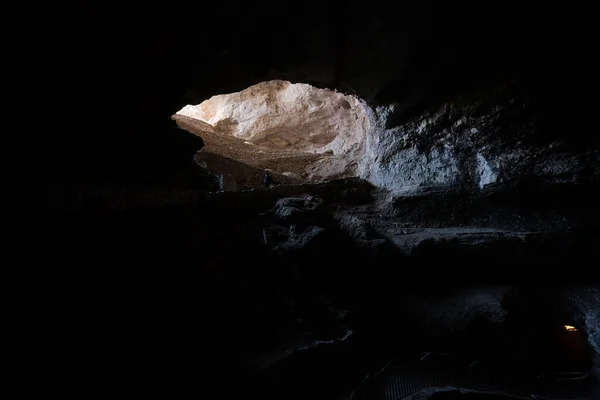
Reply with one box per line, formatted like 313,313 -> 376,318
172,80 -> 372,192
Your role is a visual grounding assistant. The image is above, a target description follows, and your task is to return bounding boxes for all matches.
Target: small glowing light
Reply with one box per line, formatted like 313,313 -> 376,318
564,325 -> 578,332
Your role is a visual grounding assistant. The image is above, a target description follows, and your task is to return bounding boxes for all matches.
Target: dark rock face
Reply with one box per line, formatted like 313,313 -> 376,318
25,178 -> 600,397
21,2 -> 600,399
34,2 -> 599,187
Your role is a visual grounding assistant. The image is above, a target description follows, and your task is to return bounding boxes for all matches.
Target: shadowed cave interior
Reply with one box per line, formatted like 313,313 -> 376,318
22,1 -> 600,399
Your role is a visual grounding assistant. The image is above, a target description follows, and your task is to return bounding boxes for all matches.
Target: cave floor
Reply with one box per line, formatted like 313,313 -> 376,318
30,177 -> 599,399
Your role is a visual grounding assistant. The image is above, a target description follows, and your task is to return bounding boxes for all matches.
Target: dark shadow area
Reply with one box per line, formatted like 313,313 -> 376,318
19,1 -> 600,399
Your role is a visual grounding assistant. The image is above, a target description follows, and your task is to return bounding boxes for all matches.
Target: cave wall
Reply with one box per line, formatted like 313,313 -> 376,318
174,78 -> 600,194
33,1 -> 599,191
359,83 -> 600,193
564,287 -> 600,374
24,3 -> 600,394
175,80 -> 372,183
177,80 -> 369,155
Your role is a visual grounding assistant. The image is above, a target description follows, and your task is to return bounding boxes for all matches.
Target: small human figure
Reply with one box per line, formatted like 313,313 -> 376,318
263,170 -> 272,188
218,173 -> 225,192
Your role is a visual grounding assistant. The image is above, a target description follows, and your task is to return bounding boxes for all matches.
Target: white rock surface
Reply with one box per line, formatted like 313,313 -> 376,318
176,81 -> 592,193
356,104 -> 463,194
475,152 -> 498,189
177,80 -> 371,156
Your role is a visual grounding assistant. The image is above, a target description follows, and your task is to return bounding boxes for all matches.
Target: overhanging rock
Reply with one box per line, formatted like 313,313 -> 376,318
173,80 -> 373,189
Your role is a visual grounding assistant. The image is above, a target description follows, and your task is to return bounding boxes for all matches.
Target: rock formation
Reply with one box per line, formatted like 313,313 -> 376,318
174,80 -> 372,186
24,2 -> 600,399
175,80 -> 599,200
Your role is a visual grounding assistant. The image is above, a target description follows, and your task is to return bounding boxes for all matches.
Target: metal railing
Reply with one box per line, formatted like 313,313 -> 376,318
536,371 -> 592,398
350,352 -> 476,400
349,351 -> 594,400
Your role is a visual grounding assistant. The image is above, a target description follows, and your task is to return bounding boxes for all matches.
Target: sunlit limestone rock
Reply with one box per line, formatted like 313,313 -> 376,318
174,80 -> 373,186
175,81 -> 597,194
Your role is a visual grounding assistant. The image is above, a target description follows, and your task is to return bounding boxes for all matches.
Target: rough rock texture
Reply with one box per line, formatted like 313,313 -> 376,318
358,84 -> 600,194
408,286 -> 510,335
27,175 -> 600,398
177,80 -> 368,155
175,81 -> 599,199
36,2 -> 599,190
564,287 -> 600,372
26,3 -> 600,399
175,80 -> 371,183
